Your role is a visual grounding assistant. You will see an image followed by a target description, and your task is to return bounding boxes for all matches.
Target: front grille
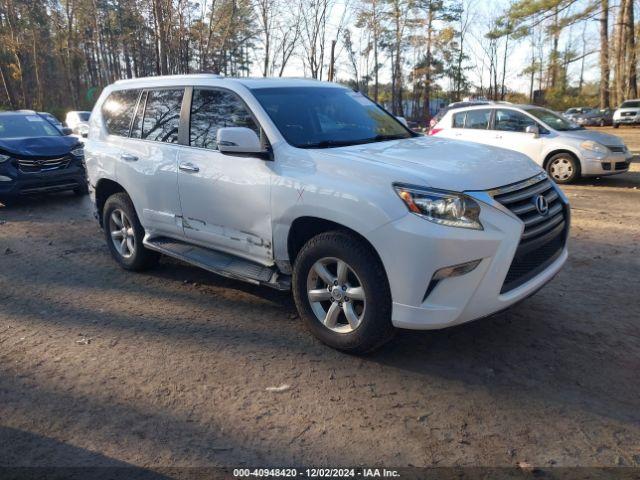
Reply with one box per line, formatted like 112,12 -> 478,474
606,145 -> 625,153
490,174 -> 568,293
17,156 -> 70,173
615,161 -> 630,170
621,111 -> 637,117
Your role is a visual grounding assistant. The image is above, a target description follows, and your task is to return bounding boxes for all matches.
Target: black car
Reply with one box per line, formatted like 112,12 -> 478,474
0,111 -> 88,204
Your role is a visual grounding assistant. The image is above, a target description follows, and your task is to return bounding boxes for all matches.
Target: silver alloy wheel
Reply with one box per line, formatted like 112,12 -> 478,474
549,157 -> 574,181
306,257 -> 366,334
109,208 -> 136,259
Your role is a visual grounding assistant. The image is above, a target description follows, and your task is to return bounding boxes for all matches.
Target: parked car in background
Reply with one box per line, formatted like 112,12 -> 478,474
65,111 -> 91,136
431,104 -> 632,184
575,108 -> 613,127
0,111 -> 88,204
613,99 -> 640,128
85,75 -> 569,353
563,107 -> 594,121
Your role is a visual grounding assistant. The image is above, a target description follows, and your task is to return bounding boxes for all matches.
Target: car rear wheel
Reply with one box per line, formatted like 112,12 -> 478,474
292,231 -> 394,354
102,192 -> 159,271
613,123 -> 620,129
546,153 -> 580,184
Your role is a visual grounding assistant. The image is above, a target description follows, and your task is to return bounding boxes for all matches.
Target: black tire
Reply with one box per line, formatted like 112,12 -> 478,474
102,192 -> 159,271
546,152 -> 580,184
613,123 -> 620,129
73,182 -> 90,196
292,231 -> 394,354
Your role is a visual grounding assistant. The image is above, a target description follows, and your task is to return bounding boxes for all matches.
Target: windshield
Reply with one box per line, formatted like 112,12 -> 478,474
0,115 -> 61,138
620,101 -> 640,108
526,108 -> 583,131
250,87 -> 413,148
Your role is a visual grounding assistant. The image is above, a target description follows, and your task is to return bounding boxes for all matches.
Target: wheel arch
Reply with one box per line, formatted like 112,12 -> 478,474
286,216 -> 387,276
95,178 -> 127,227
543,149 -> 581,170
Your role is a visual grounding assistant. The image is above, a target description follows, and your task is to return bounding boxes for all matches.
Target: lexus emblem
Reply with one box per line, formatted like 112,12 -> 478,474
534,194 -> 549,216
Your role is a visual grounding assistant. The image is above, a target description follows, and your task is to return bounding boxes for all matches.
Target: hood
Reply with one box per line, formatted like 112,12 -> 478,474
0,136 -> 81,157
562,129 -> 624,146
314,135 -> 542,192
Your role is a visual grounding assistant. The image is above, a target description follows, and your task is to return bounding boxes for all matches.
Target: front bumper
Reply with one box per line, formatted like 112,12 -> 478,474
0,158 -> 87,197
614,115 -> 640,124
581,152 -> 632,176
367,182 -> 569,330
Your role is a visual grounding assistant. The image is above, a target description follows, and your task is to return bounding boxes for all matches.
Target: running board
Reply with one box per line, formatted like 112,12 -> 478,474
143,236 -> 291,290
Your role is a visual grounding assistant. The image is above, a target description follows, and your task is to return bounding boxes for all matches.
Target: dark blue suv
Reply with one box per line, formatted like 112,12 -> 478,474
0,111 -> 88,204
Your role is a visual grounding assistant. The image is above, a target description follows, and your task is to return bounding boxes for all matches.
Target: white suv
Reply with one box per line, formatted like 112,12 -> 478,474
613,99 -> 640,128
85,75 -> 569,353
431,104 -> 632,183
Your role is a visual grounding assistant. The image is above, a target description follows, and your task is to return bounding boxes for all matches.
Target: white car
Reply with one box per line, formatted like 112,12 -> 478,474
431,104 -> 632,183
65,111 -> 91,135
613,99 -> 640,128
85,75 -> 569,353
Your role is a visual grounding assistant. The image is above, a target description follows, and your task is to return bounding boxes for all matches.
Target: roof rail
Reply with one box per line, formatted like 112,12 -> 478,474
114,73 -> 224,85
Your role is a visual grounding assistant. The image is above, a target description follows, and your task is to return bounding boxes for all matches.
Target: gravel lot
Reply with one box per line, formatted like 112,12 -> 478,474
0,165 -> 639,471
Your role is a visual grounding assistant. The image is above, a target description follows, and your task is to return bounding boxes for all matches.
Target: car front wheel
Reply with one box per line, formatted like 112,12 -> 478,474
292,231 -> 394,354
546,153 -> 580,184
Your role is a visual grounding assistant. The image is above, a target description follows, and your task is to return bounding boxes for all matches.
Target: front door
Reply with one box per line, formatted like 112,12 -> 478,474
177,87 -> 273,265
489,109 -> 545,166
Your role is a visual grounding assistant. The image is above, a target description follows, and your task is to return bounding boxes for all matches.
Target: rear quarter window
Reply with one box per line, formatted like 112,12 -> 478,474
452,112 -> 465,128
101,89 -> 140,137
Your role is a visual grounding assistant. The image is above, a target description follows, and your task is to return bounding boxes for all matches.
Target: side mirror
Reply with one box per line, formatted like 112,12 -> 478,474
525,125 -> 540,137
61,127 -> 73,136
217,127 -> 268,157
396,116 -> 409,127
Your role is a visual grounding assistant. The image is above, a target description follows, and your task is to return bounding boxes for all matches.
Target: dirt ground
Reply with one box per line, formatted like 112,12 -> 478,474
0,166 -> 639,472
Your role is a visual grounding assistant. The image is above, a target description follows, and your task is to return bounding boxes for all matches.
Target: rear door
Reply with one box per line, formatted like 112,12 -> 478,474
439,109 -> 493,144
117,88 -> 185,237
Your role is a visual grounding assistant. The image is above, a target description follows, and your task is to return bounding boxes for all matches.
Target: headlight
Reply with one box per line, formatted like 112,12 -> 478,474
393,184 -> 483,230
0,154 -> 10,163
71,147 -> 84,157
580,141 -> 608,155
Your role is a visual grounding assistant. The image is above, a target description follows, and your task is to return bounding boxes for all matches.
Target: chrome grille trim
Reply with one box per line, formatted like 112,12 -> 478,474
489,174 -> 568,293
485,172 -> 547,197
17,156 -> 70,173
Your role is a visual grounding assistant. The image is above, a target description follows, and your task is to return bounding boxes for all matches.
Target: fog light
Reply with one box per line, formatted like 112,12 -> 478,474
0,175 -> 12,182
433,259 -> 482,280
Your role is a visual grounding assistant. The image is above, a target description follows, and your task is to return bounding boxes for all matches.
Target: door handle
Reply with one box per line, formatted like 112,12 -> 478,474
179,162 -> 199,173
495,134 -> 503,139
120,153 -> 138,162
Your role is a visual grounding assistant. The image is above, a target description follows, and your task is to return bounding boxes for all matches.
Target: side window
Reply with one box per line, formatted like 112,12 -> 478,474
141,89 -> 184,143
102,89 -> 140,137
464,109 -> 491,129
452,112 -> 465,128
190,88 -> 259,150
130,91 -> 147,139
494,109 -> 537,133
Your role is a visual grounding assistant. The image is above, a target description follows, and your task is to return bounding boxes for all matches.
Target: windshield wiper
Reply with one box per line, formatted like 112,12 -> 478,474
299,139 -> 361,149
299,134 -> 410,149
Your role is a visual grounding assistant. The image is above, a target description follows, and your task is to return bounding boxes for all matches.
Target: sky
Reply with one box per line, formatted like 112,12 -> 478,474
248,0 -> 601,95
